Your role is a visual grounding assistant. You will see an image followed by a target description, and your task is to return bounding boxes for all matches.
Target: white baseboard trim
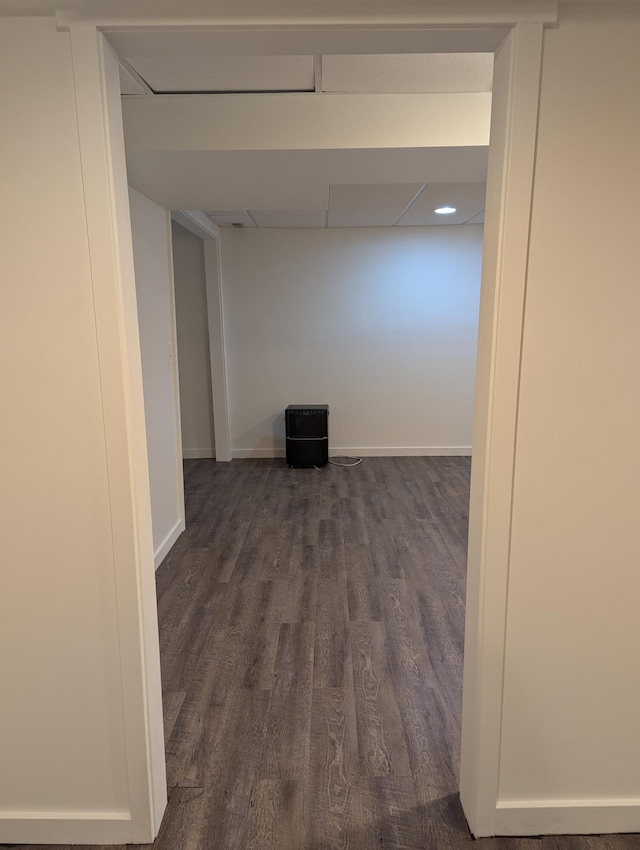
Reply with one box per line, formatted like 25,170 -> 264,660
0,811 -> 132,844
495,799 -> 640,836
232,446 -> 472,459
333,446 -> 472,457
154,517 -> 185,570
182,448 -> 215,459
233,448 -> 285,458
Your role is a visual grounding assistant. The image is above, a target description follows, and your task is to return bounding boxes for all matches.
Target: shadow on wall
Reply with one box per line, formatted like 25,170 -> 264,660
272,411 -> 285,453
234,414 -> 285,455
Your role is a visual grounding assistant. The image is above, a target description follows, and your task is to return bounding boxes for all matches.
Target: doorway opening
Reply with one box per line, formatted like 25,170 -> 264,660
98,17 -> 544,842
171,218 -> 217,463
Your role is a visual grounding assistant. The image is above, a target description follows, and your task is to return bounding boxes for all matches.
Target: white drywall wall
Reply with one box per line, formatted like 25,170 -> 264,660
130,188 -> 184,567
220,226 -> 482,456
0,15 -> 130,833
171,221 -> 216,458
497,6 -> 640,826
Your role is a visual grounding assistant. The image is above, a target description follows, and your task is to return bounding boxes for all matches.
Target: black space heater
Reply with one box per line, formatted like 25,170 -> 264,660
285,405 -> 329,468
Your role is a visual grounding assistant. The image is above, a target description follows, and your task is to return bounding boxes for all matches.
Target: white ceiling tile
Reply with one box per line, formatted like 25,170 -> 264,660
126,55 -> 314,93
327,211 -> 405,228
251,210 -> 327,228
328,182 -> 424,227
322,53 -> 493,94
205,211 -> 256,228
397,182 -> 486,226
465,210 -> 485,225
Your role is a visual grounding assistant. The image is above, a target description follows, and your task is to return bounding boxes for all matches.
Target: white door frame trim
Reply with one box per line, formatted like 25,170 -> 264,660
54,9 -> 550,844
203,237 -> 232,462
163,206 -> 187,562
460,21 -> 544,837
172,209 -> 220,242
56,1 -> 558,28
68,25 -> 167,845
170,210 -> 232,461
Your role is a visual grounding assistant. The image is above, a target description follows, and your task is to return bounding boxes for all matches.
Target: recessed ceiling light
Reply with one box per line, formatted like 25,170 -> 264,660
434,206 -> 457,215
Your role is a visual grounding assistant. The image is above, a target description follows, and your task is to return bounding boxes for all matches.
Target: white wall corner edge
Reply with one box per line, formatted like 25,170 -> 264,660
232,446 -> 472,459
494,800 -> 640,836
153,518 -> 185,570
0,812 -> 132,846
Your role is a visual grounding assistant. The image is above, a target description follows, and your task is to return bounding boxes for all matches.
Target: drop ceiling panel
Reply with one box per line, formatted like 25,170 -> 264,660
251,210 -> 327,228
322,53 -> 493,93
465,210 -> 486,225
398,182 -> 486,226
205,211 -> 256,228
328,182 -> 423,227
328,211 -> 409,228
126,55 -> 314,93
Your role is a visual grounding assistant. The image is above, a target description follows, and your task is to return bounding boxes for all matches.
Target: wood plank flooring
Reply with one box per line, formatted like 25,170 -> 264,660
6,457 -> 638,850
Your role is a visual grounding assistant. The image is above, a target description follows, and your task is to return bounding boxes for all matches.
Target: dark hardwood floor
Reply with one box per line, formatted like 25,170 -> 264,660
7,457 -> 638,849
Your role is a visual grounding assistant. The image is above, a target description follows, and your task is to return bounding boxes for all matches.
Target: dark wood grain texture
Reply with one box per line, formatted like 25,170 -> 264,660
7,457 -> 637,850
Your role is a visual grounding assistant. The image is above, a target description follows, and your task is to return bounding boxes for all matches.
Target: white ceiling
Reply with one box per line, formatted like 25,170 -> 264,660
125,55 -> 316,93
205,182 -> 486,229
322,53 -> 493,93
398,182 -> 487,226
125,147 -> 489,212
250,210 -> 327,228
120,52 -> 493,95
118,40 -> 491,228
206,210 -> 330,229
327,182 -> 425,228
